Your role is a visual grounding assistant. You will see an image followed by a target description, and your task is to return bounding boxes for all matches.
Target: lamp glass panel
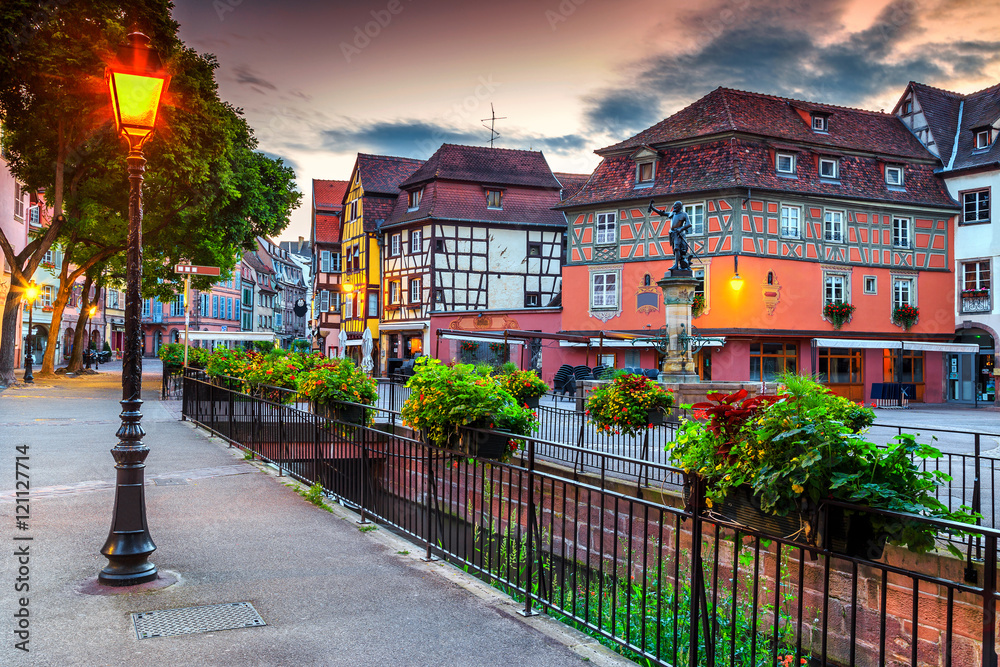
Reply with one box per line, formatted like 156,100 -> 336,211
109,72 -> 165,135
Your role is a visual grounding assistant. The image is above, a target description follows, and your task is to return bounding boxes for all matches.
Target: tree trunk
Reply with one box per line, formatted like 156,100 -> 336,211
0,290 -> 24,386
40,281 -> 71,375
66,275 -> 93,373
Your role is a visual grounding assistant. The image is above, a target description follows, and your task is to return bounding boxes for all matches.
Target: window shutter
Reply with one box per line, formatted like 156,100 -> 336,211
320,290 -> 329,312
321,251 -> 331,273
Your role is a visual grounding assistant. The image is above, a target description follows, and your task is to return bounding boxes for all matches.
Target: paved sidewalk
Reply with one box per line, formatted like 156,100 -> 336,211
0,371 -> 625,666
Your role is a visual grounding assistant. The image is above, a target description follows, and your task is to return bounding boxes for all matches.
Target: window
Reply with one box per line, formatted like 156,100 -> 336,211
528,242 -> 542,257
525,292 -> 540,307
818,347 -> 862,384
410,230 -> 422,254
389,281 -> 400,304
409,278 -> 421,304
332,293 -> 341,313
884,349 -> 923,383
435,289 -> 445,305
28,205 -> 39,226
780,205 -> 800,238
863,276 -> 877,295
142,298 -> 150,318
227,298 -> 233,320
486,189 -> 503,209
435,239 -> 445,252
390,234 -> 401,257
42,249 -> 53,265
212,295 -> 219,318
824,210 -> 844,242
819,158 -> 839,179
344,296 -> 353,319
170,295 -> 185,317
811,115 -> 828,132
591,272 -> 618,309
749,343 -> 797,381
975,129 -> 991,150
963,189 -> 990,224
13,182 -> 24,220
684,203 -> 705,235
276,312 -> 283,328
903,99 -> 913,115
892,278 -> 914,309
892,217 -> 911,248
775,153 -> 795,174
320,250 -> 331,273
368,293 -> 378,317
407,188 -> 422,211
885,165 -> 904,186
824,273 -> 846,305
595,211 -> 616,245
963,261 -> 991,291
636,161 -> 654,185
202,294 -> 210,315
694,267 -> 706,297
332,252 -> 341,272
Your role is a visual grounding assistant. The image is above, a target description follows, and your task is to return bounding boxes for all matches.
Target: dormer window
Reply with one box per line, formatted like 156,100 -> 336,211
885,165 -> 904,187
975,129 -> 992,150
902,99 -> 913,115
485,189 -> 503,209
636,161 -> 655,185
819,157 -> 839,180
775,153 -> 795,174
407,188 -> 423,211
811,114 -> 829,132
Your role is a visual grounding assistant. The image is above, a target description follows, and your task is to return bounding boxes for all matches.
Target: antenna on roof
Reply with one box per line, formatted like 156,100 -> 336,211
481,103 -> 506,149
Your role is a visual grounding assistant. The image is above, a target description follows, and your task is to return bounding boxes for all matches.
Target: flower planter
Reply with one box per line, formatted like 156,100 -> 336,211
686,481 -> 886,560
320,402 -> 365,425
523,396 -> 540,409
648,408 -> 664,426
466,427 -> 516,461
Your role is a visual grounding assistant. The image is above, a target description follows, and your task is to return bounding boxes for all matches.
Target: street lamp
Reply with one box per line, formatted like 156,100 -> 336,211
99,31 -> 169,586
729,254 -> 744,291
86,305 -> 98,370
22,280 -> 39,384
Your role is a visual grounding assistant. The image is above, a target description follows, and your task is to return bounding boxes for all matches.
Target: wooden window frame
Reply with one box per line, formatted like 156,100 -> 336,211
780,205 -> 800,239
961,188 -> 990,225
595,211 -> 617,245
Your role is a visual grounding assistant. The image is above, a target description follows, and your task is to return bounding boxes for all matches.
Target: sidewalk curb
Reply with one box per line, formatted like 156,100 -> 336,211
187,420 -> 637,667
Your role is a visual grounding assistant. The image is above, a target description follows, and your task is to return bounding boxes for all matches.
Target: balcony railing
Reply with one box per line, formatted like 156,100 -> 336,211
962,293 -> 991,313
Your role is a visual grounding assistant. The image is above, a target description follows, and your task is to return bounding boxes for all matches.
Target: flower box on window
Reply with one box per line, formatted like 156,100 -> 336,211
892,304 -> 919,330
961,288 -> 990,298
822,301 -> 856,330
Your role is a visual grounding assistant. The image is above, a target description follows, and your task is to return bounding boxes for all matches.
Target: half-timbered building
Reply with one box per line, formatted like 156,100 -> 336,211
377,144 -> 568,369
559,87 -> 965,402
311,179 -> 348,356
341,154 -> 424,373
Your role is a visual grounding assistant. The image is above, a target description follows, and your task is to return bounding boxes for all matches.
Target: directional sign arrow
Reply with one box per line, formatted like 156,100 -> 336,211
174,264 -> 221,276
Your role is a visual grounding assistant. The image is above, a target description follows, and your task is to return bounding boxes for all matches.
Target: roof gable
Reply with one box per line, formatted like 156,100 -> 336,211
399,144 -> 561,190
356,154 -> 425,196
313,179 -> 349,211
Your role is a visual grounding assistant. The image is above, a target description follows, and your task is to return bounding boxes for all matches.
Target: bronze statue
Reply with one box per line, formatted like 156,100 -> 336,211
649,200 -> 692,272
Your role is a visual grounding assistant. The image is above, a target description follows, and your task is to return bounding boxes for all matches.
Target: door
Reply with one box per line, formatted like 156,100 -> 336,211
948,354 -> 976,402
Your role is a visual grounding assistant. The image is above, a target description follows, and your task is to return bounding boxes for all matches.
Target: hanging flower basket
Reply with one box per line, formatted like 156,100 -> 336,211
892,304 -> 919,330
460,341 -> 479,354
691,293 -> 706,318
822,301 -> 855,329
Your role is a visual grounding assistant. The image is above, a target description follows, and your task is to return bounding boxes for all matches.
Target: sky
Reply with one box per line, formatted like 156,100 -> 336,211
169,0 -> 1000,242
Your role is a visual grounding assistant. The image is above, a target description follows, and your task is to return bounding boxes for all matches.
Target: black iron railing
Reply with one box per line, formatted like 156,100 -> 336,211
181,372 -> 1000,666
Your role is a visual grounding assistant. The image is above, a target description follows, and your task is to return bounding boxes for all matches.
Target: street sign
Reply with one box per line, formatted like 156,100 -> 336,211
174,264 -> 220,276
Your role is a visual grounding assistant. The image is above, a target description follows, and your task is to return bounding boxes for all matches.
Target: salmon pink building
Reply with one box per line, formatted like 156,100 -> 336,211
558,87 -> 973,403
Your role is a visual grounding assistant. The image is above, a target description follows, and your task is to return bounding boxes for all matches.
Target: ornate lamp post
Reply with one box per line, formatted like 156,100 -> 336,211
22,280 -> 39,384
86,305 -> 99,370
99,31 -> 169,586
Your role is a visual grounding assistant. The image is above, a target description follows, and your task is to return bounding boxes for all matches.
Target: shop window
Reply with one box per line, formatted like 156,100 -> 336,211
749,342 -> 797,381
817,347 -> 863,384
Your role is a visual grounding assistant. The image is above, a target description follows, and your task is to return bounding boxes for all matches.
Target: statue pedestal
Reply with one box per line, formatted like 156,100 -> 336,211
656,275 -> 700,384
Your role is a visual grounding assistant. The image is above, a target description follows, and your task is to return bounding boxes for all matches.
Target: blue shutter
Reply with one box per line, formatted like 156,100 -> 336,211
212,295 -> 219,318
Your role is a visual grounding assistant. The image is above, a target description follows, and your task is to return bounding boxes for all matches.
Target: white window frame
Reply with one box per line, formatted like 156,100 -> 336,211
892,277 -> 915,309
823,273 -> 848,306
636,161 -> 655,186
962,189 -> 990,224
28,205 -> 39,226
824,210 -> 844,242
591,272 -> 618,309
409,278 -> 421,304
389,281 -> 400,304
775,153 -> 795,174
684,203 -> 705,235
811,115 -> 828,132
368,293 -> 378,317
410,230 -> 422,254
390,234 -> 401,257
976,130 -> 991,150
963,260 -> 991,291
819,158 -> 839,179
863,276 -> 877,295
41,285 -> 54,308
780,205 -> 800,239
892,217 -> 911,249
13,182 -> 25,220
885,165 -> 904,186
407,188 -> 422,211
344,296 -> 353,319
595,211 -> 617,245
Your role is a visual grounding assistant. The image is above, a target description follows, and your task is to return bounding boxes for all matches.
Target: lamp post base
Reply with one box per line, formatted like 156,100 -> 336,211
98,561 -> 158,586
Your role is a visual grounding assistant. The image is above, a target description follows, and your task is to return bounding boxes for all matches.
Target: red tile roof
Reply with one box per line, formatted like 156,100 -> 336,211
561,138 -> 955,209
384,180 -> 565,229
313,179 -> 349,211
356,154 -> 425,196
554,172 -> 591,202
599,87 -> 934,160
399,144 -> 562,190
314,211 -> 341,244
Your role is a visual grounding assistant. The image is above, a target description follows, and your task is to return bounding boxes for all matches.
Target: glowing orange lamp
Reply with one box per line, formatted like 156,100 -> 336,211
730,254 -> 744,291
106,32 -> 170,151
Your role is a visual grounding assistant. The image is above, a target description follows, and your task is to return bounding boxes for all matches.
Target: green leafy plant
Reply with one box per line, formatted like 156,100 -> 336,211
497,368 -> 549,403
586,371 -> 674,437
822,301 -> 856,329
302,481 -> 326,507
400,357 -> 537,461
668,374 -> 976,554
892,304 -> 919,330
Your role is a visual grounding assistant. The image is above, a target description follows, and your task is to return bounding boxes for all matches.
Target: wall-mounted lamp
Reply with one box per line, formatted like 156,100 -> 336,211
730,254 -> 744,291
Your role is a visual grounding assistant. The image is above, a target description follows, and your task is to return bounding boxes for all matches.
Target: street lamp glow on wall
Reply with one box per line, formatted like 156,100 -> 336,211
98,31 -> 168,587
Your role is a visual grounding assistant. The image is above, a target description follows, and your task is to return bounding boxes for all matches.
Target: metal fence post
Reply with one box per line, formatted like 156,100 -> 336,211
278,406 -> 285,477
357,425 -> 371,525
975,434 -> 983,561
313,413 -> 321,486
422,445 -> 437,562
983,533 -> 997,667
520,437 -> 539,617
210,381 -> 216,435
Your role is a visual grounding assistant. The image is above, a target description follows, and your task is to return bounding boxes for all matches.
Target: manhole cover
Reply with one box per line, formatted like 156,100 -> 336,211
131,602 -> 266,639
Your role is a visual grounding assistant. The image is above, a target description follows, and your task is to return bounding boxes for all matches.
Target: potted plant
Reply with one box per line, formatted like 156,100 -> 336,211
242,351 -> 304,403
204,346 -> 250,388
157,342 -> 186,370
669,374 -> 976,557
400,357 -> 537,462
497,368 -> 549,409
892,304 -> 919,330
298,358 -> 377,425
822,301 -> 856,329
691,293 -> 706,317
586,371 -> 674,437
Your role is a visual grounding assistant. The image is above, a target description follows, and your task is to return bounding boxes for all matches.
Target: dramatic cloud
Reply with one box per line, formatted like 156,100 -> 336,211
233,64 -> 277,92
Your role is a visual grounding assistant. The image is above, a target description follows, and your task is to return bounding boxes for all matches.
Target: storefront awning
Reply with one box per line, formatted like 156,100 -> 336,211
380,322 -> 428,332
439,332 -> 524,346
812,338 -> 980,353
186,331 -> 275,342
901,342 -> 980,353
558,337 -> 726,348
